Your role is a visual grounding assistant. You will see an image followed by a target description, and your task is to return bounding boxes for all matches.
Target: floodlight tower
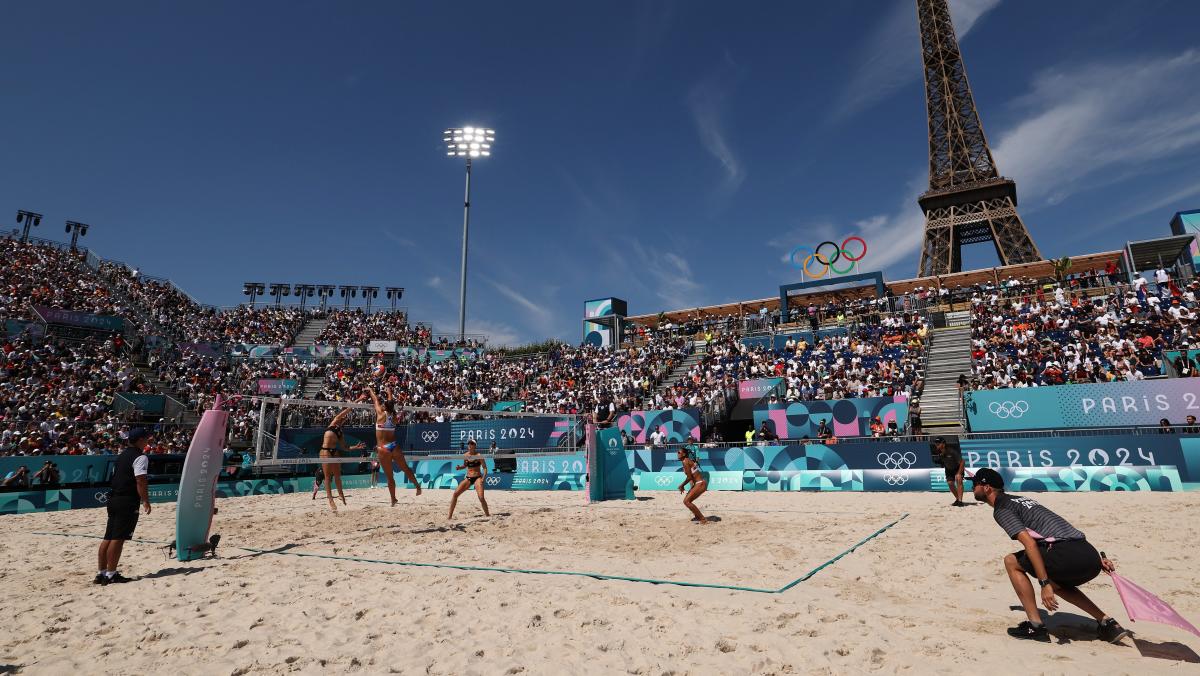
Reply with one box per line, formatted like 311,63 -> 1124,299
443,126 -> 494,342
16,210 -> 42,243
65,221 -> 90,251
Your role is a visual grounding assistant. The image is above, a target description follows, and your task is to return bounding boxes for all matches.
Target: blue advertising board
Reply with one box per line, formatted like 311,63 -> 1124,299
964,380 -> 1200,432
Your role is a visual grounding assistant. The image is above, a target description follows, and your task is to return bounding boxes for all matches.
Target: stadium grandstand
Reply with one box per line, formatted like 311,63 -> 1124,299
3,212 -> 1198,469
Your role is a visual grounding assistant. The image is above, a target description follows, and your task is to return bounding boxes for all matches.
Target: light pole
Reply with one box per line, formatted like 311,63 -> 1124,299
386,287 -> 404,311
16,210 -> 42,243
268,283 -> 290,306
242,282 -> 266,307
360,286 -> 379,313
339,285 -> 358,310
65,221 -> 90,251
444,126 -> 494,341
294,284 -> 315,310
316,285 -> 336,311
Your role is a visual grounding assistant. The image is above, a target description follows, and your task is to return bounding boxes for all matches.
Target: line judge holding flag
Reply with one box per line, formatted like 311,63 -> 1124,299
971,468 -> 1129,643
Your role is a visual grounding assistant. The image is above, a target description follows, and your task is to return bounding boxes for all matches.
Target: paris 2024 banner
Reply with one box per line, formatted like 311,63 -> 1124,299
964,380 -> 1200,432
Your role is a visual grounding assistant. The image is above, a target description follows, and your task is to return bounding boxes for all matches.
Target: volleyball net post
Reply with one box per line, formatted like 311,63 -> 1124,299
586,423 -> 634,502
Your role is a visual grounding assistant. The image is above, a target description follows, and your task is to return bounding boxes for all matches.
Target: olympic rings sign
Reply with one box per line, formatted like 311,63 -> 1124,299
988,401 -> 1029,419
788,236 -> 868,279
421,431 -> 440,442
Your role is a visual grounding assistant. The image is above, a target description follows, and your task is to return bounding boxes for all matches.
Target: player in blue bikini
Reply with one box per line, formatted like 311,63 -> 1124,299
366,386 -> 421,505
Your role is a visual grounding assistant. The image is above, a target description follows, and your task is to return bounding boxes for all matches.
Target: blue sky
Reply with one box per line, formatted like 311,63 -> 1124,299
3,0 -> 1199,345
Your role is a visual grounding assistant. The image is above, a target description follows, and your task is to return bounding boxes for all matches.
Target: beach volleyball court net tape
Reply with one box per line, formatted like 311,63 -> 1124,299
251,397 -> 585,467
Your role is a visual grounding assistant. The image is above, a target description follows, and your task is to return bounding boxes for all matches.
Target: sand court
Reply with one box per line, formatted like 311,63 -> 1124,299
2,489 -> 1199,674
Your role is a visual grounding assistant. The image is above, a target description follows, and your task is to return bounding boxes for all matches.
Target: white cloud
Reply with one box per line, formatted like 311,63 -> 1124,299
769,174 -> 929,279
831,0 -> 1002,121
813,48 -> 1200,279
484,276 -> 552,323
380,229 -> 416,248
428,275 -> 442,289
993,49 -> 1200,205
688,53 -> 746,191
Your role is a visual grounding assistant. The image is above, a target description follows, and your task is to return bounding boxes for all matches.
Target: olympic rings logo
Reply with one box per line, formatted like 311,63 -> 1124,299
988,401 -> 1030,419
877,451 -> 916,486
421,431 -> 440,442
788,236 -> 868,279
876,452 -> 917,470
485,476 -> 501,486
655,475 -> 674,486
95,492 -> 109,504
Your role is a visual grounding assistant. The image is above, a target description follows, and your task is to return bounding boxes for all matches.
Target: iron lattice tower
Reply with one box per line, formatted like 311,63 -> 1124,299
915,0 -> 1041,277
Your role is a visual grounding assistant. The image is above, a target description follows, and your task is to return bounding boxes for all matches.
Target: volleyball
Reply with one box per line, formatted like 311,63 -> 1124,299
374,363 -> 387,377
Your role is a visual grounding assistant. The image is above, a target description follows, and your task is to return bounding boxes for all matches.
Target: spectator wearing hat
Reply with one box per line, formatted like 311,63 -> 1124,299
95,428 -> 153,585
971,468 -> 1130,643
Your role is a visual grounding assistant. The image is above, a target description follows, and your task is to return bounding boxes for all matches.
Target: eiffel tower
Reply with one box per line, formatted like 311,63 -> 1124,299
915,0 -> 1042,277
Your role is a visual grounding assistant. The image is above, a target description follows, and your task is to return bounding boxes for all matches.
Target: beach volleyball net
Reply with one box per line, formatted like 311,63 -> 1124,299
250,396 -> 586,468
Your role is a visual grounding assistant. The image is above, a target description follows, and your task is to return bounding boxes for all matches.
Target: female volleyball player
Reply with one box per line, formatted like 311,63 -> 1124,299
448,439 -> 490,520
677,446 -> 709,524
319,407 -> 365,513
365,386 -> 421,505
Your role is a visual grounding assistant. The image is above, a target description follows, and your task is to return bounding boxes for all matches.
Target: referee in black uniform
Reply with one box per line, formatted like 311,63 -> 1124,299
972,468 -> 1129,643
95,428 -> 153,585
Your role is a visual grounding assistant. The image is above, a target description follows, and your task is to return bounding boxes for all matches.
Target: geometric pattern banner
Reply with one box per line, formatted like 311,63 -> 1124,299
617,408 -> 702,443
753,395 -> 909,439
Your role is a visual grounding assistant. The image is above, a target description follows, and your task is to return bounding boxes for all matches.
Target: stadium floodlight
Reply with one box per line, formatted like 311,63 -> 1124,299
385,287 -> 405,310
64,221 -> 90,251
293,283 -> 316,310
242,282 -> 266,307
360,286 -> 379,312
16,210 -> 43,243
339,285 -> 359,310
316,284 -> 337,311
443,126 -> 495,341
268,283 -> 291,306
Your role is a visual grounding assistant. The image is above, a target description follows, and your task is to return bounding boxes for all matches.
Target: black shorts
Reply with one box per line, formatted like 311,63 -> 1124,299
103,496 -> 140,541
1014,539 -> 1102,589
943,455 -> 963,482
465,475 -> 480,487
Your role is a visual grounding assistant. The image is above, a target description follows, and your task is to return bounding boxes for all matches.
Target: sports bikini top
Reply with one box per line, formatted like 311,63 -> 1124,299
376,415 -> 395,431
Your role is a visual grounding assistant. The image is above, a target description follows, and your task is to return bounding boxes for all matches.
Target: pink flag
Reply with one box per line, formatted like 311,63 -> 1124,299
1110,573 -> 1200,638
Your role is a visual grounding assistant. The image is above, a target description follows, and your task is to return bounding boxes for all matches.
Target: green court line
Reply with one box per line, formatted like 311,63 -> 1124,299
31,513 -> 907,594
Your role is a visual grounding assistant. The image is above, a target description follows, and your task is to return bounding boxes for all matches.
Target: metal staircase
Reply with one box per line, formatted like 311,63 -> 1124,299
917,319 -> 973,433
292,317 -> 331,399
645,340 -> 708,406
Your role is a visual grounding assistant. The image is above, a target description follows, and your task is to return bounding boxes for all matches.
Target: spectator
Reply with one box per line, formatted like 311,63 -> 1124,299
33,460 -> 61,486
2,465 -> 30,488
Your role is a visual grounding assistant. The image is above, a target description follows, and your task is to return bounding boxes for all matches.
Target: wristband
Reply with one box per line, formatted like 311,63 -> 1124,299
1038,578 -> 1051,588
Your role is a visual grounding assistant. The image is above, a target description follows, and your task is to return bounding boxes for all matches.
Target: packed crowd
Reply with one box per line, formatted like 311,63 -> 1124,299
969,272 -> 1194,388
676,315 -> 928,407
315,309 -> 410,346
0,332 -> 151,456
310,332 -> 692,421
1,238 -> 128,323
99,261 -> 305,344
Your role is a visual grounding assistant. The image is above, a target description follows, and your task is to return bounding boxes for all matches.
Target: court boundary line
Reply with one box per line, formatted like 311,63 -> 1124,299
31,513 -> 907,594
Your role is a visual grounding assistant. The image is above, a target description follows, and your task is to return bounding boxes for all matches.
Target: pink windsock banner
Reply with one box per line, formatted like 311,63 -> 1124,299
1110,573 -> 1200,638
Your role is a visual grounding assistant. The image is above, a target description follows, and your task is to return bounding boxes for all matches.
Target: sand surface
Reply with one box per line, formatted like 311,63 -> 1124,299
1,488 -> 1199,674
